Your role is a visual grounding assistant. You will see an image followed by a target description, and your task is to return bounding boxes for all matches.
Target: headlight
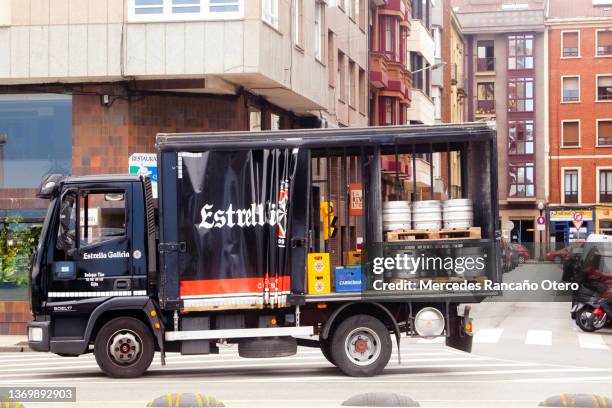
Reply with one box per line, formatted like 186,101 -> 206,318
414,307 -> 445,338
28,327 -> 43,342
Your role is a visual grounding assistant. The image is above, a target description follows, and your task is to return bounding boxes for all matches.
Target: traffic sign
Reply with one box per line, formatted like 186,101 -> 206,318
536,215 -> 546,231
572,212 -> 583,230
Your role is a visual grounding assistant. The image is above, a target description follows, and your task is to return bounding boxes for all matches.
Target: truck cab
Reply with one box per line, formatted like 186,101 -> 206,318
28,174 -> 156,357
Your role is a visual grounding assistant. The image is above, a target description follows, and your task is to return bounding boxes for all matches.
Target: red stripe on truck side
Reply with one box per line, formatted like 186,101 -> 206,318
180,276 -> 291,297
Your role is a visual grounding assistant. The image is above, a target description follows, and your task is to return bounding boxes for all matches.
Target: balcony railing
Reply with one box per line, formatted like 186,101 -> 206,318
477,57 -> 495,72
564,193 -> 578,204
476,99 -> 495,115
563,90 -> 579,102
563,47 -> 579,57
600,193 -> 612,203
597,45 -> 612,56
598,136 -> 612,146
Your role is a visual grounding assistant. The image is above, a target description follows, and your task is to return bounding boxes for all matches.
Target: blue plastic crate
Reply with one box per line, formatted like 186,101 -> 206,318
335,266 -> 362,292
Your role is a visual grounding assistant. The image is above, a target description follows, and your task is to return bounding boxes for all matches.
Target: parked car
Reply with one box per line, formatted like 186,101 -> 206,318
510,243 -> 530,263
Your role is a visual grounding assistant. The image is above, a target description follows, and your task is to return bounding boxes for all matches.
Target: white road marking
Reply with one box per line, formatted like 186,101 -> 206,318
525,330 -> 553,346
474,328 -> 504,344
577,333 -> 610,350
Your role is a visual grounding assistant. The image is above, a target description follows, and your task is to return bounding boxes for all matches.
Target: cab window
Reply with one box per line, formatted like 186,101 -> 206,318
79,191 -> 127,247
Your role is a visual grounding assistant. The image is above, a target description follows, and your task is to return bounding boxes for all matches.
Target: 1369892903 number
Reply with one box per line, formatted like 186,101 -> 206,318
1,387 -> 76,402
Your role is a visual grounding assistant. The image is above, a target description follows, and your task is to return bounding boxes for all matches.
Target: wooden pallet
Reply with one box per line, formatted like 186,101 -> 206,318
386,227 -> 481,242
438,227 -> 481,240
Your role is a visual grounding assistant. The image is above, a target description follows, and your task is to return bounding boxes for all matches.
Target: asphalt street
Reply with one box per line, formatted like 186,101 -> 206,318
1,263 -> 611,408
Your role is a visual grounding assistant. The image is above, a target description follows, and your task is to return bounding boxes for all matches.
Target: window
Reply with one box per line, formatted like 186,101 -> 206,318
509,162 -> 535,198
508,120 -> 534,154
562,31 -> 579,57
598,119 -> 612,146
564,170 -> 579,204
508,77 -> 534,112
78,192 -> 127,247
328,30 -> 335,86
508,34 -> 534,70
412,0 -> 431,31
356,0 -> 365,29
477,40 -> 495,71
381,16 -> 398,61
411,52 -> 424,90
262,0 -> 278,28
562,76 -> 580,102
293,0 -> 302,46
597,30 -> 612,56
562,121 -> 580,148
348,60 -> 356,107
476,82 -> 495,115
348,0 -> 353,19
57,191 -> 127,256
382,97 -> 395,125
597,75 -> 612,101
338,51 -> 346,102
0,94 -> 72,188
359,68 -> 366,115
601,170 -> 612,202
314,1 -> 323,61
130,0 -> 244,21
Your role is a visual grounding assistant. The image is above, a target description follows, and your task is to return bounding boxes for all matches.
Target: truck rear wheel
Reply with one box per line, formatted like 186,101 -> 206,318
94,317 -> 155,378
330,314 -> 392,377
320,338 -> 335,365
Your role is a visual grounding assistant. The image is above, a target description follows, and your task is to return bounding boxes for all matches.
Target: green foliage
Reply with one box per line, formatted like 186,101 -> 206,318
0,217 -> 42,286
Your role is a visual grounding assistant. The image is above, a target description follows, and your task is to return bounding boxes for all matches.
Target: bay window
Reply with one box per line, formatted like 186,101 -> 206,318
509,162 -> 535,198
508,120 -> 534,155
508,77 -> 534,112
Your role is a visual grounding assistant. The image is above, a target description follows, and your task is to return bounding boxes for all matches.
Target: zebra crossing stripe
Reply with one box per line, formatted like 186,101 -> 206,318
525,330 -> 553,346
577,333 -> 610,350
474,328 -> 504,344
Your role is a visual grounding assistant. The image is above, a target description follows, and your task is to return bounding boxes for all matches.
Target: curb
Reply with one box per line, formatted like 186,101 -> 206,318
0,344 -> 32,352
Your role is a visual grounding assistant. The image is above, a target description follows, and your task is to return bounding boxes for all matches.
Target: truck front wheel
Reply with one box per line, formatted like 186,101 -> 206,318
330,314 -> 392,377
94,317 -> 155,378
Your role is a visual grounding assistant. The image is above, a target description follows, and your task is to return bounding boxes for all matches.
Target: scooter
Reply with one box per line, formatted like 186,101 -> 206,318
572,290 -> 611,332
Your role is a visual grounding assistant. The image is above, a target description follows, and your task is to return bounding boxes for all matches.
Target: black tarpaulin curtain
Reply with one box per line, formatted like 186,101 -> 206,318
177,148 -> 298,309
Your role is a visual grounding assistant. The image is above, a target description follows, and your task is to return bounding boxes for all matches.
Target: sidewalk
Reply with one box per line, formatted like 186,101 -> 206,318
0,335 -> 30,352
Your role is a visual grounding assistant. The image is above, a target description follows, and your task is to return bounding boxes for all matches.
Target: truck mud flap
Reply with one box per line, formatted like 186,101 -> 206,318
445,306 -> 473,353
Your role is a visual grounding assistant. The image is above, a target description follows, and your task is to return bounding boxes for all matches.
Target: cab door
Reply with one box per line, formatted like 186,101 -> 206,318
50,185 -> 133,300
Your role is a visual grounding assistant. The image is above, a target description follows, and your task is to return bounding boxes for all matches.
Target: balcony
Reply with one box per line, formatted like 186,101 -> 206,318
476,58 -> 495,73
476,100 -> 496,116
406,20 -> 435,65
370,53 -> 390,89
406,89 -> 435,124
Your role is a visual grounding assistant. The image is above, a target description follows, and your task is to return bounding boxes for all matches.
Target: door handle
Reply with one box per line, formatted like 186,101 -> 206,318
114,279 -> 130,290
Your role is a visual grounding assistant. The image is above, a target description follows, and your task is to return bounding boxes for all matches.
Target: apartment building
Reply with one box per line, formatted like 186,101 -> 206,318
368,0 -> 411,126
406,0 -> 435,124
0,0 -> 367,334
454,0 -> 547,251
547,0 -> 612,244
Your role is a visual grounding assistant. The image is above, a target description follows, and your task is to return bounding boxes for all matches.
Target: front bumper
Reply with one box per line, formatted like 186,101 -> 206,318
27,320 -> 50,352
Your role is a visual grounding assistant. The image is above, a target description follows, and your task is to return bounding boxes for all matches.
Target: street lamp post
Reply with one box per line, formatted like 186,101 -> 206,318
537,201 -> 545,261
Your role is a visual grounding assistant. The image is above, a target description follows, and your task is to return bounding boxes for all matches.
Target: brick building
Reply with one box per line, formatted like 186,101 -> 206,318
547,0 -> 612,244
0,0 -> 368,334
454,0 -> 547,255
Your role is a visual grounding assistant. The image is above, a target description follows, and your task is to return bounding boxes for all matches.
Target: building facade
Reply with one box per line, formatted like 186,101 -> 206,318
368,0 -> 411,126
547,0 -> 612,244
0,0 -> 368,334
454,0 -> 547,252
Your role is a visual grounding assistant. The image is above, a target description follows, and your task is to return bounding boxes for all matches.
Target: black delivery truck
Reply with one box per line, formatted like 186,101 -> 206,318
27,123 -> 501,378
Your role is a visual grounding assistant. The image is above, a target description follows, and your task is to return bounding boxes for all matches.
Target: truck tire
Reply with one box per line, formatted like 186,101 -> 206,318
94,317 -> 155,378
320,338 -> 335,365
238,336 -> 297,358
330,314 -> 392,377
